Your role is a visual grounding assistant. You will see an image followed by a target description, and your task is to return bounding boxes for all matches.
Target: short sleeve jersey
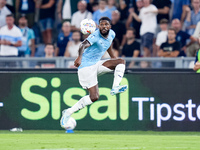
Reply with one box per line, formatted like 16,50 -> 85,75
79,29 -> 115,69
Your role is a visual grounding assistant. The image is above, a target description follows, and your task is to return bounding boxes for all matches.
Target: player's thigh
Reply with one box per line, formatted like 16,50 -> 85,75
78,65 -> 98,89
102,58 -> 125,70
96,60 -> 113,76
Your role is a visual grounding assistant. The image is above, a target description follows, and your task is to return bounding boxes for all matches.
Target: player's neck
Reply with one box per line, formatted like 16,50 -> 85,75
100,33 -> 109,39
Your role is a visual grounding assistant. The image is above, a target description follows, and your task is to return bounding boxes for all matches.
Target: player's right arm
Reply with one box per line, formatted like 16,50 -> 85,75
74,40 -> 91,67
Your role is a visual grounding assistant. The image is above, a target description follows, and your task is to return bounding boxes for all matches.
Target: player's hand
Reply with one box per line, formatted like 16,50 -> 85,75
74,57 -> 81,67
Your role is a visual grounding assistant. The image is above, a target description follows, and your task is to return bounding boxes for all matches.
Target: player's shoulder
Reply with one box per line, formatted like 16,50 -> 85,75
89,29 -> 100,38
86,29 -> 100,43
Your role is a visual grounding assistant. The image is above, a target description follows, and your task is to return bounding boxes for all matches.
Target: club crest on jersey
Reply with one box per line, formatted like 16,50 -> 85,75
89,35 -> 95,39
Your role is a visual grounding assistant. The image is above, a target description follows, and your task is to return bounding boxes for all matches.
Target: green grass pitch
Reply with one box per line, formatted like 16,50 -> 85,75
0,130 -> 200,150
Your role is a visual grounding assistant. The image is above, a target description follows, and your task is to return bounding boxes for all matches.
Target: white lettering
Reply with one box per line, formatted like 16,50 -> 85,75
132,97 -> 149,120
173,104 -> 185,121
185,99 -> 196,121
157,103 -> 172,127
196,105 -> 200,120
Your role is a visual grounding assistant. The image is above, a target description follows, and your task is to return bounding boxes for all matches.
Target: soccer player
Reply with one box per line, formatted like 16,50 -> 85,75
60,17 -> 128,127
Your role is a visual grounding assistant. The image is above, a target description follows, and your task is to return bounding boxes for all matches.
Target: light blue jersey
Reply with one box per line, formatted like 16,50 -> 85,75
78,29 -> 115,69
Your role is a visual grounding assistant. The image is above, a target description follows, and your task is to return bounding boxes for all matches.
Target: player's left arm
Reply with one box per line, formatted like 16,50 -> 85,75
107,45 -> 117,59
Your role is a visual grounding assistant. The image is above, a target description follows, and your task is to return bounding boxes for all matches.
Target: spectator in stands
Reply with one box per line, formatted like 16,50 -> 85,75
184,0 -> 200,36
87,0 -> 97,13
57,0 -> 80,22
92,0 -> 111,25
106,0 -> 117,12
171,19 -> 196,56
126,0 -> 143,39
121,27 -> 140,68
35,43 -> 56,68
55,22 -> 72,56
118,0 -> 130,22
64,31 -> 81,68
188,21 -> 200,57
71,0 -> 93,31
131,0 -> 158,57
152,0 -> 171,25
6,0 -> 15,13
18,14 -> 35,57
16,0 -> 35,28
91,2 -> 99,13
155,19 -> 168,56
0,0 -> 12,28
171,0 -> 190,25
158,28 -> 181,67
111,10 -> 126,49
0,14 -> 22,67
37,0 -> 56,44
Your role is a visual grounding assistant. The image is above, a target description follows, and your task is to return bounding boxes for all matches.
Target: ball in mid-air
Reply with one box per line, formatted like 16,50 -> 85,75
80,19 -> 96,35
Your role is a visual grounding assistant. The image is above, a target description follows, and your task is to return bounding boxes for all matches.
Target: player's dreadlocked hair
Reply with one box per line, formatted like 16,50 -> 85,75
99,17 -> 111,25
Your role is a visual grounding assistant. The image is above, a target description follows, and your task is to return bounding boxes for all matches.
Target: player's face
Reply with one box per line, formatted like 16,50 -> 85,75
99,20 -> 111,36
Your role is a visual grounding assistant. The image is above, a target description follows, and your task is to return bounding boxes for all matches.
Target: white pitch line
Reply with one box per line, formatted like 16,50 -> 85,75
32,147 -> 144,150
32,147 -> 191,150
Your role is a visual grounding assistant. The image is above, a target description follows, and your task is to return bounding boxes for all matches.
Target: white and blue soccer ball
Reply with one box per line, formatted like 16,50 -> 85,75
80,19 -> 96,35
63,117 -> 77,130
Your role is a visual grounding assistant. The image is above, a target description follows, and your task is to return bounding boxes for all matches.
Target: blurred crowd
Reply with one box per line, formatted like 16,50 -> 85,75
0,0 -> 199,68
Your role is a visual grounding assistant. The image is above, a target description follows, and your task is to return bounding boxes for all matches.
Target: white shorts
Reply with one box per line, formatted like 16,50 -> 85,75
78,60 -> 112,89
